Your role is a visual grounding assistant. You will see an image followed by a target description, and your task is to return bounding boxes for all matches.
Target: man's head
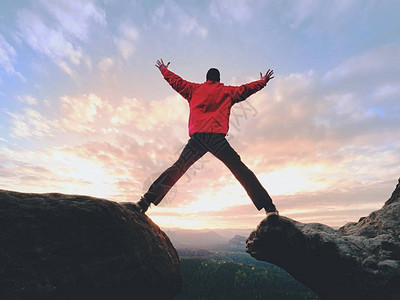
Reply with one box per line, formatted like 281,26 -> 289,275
206,68 -> 220,82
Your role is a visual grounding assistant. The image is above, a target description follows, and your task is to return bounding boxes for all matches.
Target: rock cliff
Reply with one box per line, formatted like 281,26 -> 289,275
0,190 -> 181,300
246,179 -> 400,300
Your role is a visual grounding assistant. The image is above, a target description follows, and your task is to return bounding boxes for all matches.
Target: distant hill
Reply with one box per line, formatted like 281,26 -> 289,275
164,228 -> 254,250
165,229 -> 227,249
228,235 -> 247,249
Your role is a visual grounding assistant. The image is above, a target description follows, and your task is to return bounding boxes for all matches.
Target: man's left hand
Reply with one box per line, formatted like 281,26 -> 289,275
260,69 -> 274,83
155,59 -> 170,71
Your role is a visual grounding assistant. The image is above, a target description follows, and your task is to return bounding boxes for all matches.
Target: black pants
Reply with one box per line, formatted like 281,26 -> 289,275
143,132 -> 275,211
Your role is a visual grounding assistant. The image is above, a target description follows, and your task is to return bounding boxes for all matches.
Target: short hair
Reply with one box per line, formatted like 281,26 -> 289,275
206,68 -> 220,82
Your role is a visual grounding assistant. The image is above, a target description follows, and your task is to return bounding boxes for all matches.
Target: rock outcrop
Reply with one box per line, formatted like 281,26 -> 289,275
246,179 -> 400,300
0,190 -> 181,300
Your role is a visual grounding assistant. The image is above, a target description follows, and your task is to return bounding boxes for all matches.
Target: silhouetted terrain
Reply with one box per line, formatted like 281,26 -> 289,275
0,190 -> 181,300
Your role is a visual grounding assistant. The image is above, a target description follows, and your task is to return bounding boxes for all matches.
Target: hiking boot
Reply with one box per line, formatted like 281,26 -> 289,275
132,197 -> 151,213
266,211 -> 279,218
264,203 -> 279,216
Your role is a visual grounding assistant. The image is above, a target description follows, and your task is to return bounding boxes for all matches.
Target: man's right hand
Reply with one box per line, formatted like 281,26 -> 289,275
260,69 -> 274,83
155,59 -> 170,71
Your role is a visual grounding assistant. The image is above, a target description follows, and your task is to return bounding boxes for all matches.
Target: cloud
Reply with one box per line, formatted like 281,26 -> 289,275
153,1 -> 208,37
3,90 -> 199,205
318,44 -> 400,139
179,16 -> 207,37
41,0 -> 106,40
0,34 -> 17,74
115,39 -> 135,60
8,108 -> 54,138
224,46 -> 400,196
278,0 -> 365,30
16,95 -> 39,106
6,91 -> 189,143
0,131 -> 395,229
119,23 -> 139,41
8,93 -> 112,139
210,0 -> 255,23
0,34 -> 24,80
17,10 -> 83,68
284,0 -> 320,29
57,93 -> 112,133
114,22 -> 139,60
16,0 -> 106,75
111,95 -> 187,131
324,43 -> 400,85
0,144 -> 120,198
98,57 -> 114,72
148,176 -> 396,229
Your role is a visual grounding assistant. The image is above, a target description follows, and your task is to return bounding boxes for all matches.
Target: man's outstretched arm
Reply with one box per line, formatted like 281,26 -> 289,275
231,68 -> 274,104
155,58 -> 198,101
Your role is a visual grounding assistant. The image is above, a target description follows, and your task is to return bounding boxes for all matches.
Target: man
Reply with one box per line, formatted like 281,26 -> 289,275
134,59 -> 278,216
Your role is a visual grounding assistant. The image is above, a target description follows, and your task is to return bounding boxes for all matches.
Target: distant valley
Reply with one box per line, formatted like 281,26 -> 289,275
164,227 -> 252,250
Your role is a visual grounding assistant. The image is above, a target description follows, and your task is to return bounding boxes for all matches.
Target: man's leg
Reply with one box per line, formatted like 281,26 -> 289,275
208,134 -> 276,212
140,135 -> 207,210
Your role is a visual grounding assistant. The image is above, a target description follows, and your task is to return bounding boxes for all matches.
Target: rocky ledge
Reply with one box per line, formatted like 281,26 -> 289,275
0,190 -> 181,300
246,179 -> 400,300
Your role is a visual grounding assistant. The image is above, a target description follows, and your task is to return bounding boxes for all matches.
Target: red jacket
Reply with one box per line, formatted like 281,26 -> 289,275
161,68 -> 267,136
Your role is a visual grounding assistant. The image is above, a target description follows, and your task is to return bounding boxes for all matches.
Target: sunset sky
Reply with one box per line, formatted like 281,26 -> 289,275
1,0 -> 399,230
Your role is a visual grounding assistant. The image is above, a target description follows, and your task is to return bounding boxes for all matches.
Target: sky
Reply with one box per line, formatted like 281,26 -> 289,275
1,0 -> 399,230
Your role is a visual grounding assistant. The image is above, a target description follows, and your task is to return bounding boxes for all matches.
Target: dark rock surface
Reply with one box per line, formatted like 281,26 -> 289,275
0,190 -> 181,300
246,179 -> 400,300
